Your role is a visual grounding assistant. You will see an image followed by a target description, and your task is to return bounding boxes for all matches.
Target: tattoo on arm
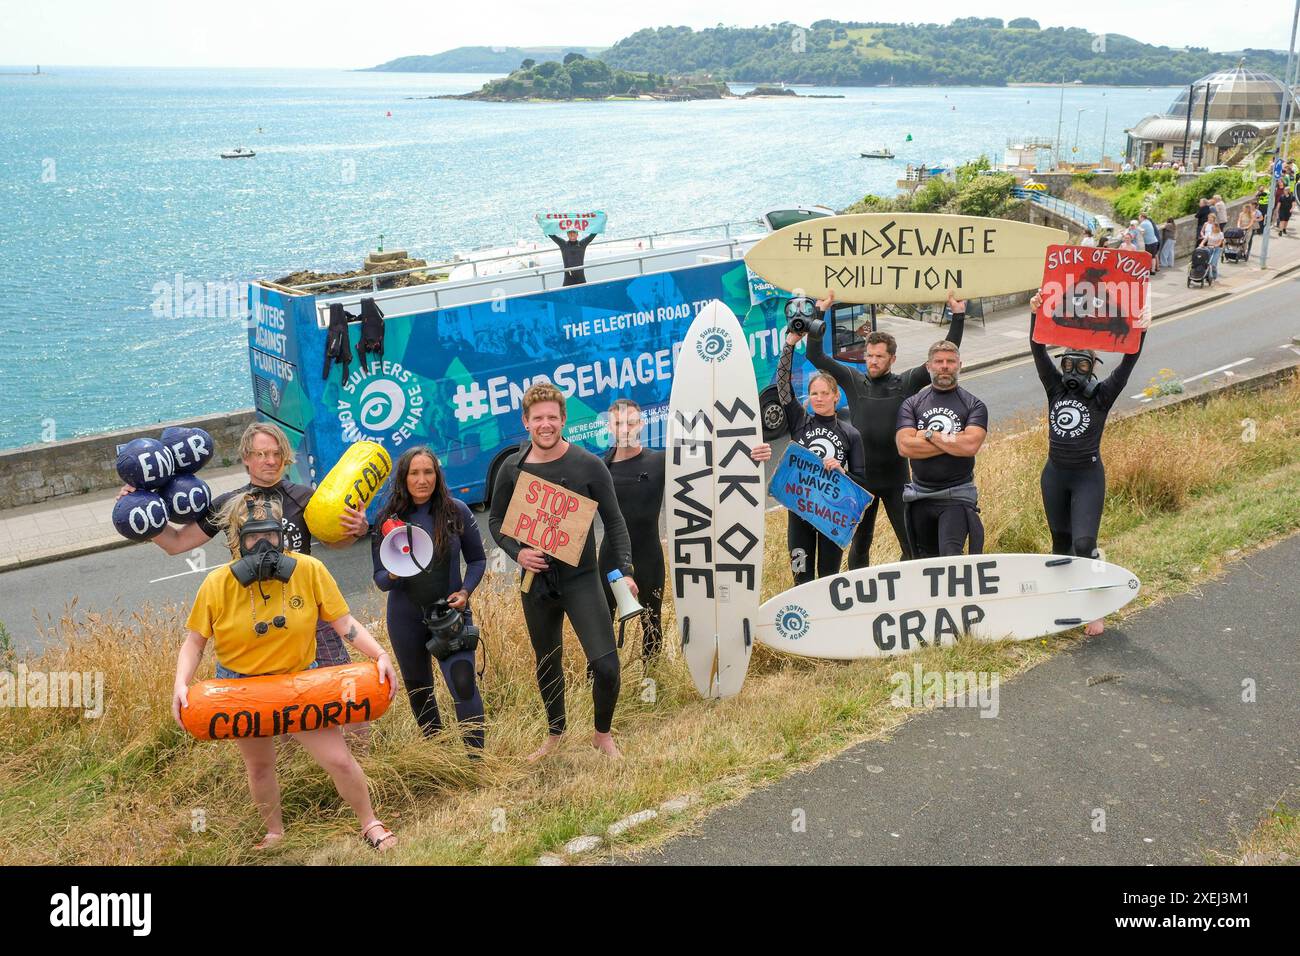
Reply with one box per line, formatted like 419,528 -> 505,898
343,623 -> 358,644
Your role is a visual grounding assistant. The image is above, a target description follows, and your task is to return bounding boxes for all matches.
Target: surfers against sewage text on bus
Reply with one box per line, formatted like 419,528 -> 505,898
337,360 -> 426,446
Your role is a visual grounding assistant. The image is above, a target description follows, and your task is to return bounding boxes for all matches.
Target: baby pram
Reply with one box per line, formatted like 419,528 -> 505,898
1187,247 -> 1213,288
1222,228 -> 1248,263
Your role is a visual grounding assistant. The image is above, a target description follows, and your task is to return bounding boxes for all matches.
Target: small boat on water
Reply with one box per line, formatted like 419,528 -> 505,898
221,147 -> 256,159
860,147 -> 895,159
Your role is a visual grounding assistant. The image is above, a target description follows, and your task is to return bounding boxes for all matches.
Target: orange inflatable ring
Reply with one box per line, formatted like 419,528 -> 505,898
181,661 -> 392,740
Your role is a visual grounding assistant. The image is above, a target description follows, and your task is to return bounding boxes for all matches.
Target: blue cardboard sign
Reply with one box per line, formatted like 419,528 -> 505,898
768,442 -> 873,547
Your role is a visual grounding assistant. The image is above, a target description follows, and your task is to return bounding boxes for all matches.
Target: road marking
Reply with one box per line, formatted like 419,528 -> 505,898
1129,358 -> 1254,402
148,566 -> 209,584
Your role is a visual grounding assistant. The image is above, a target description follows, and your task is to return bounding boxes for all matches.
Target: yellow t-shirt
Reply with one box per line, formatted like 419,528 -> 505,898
185,553 -> 350,676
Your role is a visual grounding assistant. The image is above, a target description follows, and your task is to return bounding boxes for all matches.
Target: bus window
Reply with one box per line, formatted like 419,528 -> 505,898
829,305 -> 871,364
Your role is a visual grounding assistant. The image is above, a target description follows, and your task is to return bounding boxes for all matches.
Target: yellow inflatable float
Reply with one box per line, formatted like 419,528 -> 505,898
304,440 -> 393,543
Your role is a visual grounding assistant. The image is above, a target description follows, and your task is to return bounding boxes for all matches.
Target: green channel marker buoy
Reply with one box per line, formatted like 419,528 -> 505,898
378,233 -> 384,253
905,133 -> 913,142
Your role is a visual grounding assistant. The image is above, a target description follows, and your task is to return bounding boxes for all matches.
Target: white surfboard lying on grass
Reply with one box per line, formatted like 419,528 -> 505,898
756,553 -> 1140,660
667,300 -> 765,698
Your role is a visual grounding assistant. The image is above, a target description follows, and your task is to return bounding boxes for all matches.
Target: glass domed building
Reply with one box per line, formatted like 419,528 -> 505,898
1125,62 -> 1298,167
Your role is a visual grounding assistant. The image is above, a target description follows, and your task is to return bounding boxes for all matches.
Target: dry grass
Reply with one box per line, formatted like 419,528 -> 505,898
2,375 -> 1299,865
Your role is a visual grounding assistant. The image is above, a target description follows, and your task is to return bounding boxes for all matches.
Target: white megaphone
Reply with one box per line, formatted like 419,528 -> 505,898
378,518 -> 435,577
606,569 -> 643,621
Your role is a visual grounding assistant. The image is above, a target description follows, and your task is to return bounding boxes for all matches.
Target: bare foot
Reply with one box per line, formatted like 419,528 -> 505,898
591,731 -> 622,759
526,734 -> 564,763
253,831 -> 284,850
1085,618 -> 1105,637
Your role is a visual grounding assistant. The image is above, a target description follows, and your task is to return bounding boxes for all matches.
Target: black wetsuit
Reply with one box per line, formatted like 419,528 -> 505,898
1031,312 -> 1145,559
370,498 -> 486,748
598,448 -> 666,659
197,480 -> 349,667
777,341 -> 867,583
896,384 -> 988,558
549,234 -> 596,286
805,305 -> 965,566
489,443 -> 632,735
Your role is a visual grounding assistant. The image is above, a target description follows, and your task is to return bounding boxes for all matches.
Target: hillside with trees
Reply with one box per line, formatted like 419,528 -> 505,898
366,46 -> 604,73
598,20 -> 1289,85
442,54 -> 725,101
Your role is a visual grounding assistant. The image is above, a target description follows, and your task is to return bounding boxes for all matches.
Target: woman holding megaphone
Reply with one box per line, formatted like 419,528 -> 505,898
370,447 -> 487,750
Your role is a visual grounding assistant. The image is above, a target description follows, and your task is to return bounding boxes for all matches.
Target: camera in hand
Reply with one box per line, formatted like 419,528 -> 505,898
423,599 -> 481,661
785,296 -> 825,337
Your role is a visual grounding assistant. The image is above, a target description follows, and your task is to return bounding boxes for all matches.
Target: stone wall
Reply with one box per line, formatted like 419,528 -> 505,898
0,410 -> 255,511
1032,171 -> 1202,197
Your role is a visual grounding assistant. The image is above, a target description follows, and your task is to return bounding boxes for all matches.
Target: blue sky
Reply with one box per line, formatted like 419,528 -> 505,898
1,0 -> 1294,68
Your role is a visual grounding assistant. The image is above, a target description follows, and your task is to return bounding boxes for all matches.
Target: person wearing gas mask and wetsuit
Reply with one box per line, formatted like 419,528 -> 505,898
371,447 -> 487,750
1029,291 -> 1150,636
804,289 -> 967,566
174,495 -> 400,851
489,382 -> 635,762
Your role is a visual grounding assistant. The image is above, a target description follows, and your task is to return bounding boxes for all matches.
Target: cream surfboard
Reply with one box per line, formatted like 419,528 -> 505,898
756,553 -> 1140,660
667,300 -> 765,698
744,213 -> 1068,304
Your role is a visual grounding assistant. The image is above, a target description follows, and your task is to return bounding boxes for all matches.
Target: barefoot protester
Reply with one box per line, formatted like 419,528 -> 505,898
488,382 -> 636,761
173,495 -> 399,851
371,447 -> 487,750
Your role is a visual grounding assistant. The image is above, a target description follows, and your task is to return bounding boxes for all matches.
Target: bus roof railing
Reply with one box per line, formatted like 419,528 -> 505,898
309,237 -> 754,327
286,218 -> 767,293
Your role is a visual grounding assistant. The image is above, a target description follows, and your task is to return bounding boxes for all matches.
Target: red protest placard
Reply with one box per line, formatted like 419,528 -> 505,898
1034,244 -> 1150,354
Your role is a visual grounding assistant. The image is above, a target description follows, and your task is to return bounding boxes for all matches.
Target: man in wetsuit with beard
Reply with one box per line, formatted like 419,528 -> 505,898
489,382 -> 636,760
805,290 -> 966,565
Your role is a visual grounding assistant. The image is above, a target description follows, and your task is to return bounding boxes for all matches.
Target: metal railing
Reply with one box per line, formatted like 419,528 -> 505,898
287,219 -> 766,293
1014,187 -> 1102,233
309,237 -> 754,326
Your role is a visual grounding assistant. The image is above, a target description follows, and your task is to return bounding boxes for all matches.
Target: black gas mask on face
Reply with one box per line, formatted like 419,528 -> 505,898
230,516 -> 297,588
1060,351 -> 1102,398
785,296 -> 825,337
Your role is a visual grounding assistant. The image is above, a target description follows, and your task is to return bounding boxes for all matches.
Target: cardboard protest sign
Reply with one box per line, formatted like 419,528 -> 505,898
767,442 -> 874,548
501,476 -> 598,567
1034,244 -> 1150,353
536,211 -> 607,239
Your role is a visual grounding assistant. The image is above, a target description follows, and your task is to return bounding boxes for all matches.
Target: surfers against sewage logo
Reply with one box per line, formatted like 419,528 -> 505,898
1050,398 -> 1092,439
775,604 -> 810,641
337,360 -> 426,445
696,327 -> 733,363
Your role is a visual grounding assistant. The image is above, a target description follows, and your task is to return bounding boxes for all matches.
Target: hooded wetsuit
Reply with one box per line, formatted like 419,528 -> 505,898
1030,311 -> 1145,559
550,234 -> 596,286
805,305 -> 965,566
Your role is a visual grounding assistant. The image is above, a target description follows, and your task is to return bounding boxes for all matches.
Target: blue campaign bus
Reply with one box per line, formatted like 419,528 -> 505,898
244,208 -> 873,508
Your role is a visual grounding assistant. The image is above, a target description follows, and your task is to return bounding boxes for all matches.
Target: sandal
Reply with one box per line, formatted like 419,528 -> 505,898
362,820 -> 397,851
253,831 -> 284,850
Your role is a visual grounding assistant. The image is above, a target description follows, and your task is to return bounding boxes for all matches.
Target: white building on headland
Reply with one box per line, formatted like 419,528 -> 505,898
1125,62 -> 1299,168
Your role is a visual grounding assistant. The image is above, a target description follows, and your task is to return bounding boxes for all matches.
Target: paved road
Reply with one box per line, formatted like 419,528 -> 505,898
634,533 -> 1300,865
3,273 -> 1298,653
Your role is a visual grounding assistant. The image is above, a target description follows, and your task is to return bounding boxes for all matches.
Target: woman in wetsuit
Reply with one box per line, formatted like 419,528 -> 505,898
1029,291 -> 1150,635
599,398 -> 666,660
371,447 -> 487,750
776,328 -> 867,583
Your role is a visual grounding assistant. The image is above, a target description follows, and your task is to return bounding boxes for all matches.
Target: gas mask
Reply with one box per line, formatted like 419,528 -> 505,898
1060,351 -> 1102,398
785,296 -> 825,337
230,516 -> 297,587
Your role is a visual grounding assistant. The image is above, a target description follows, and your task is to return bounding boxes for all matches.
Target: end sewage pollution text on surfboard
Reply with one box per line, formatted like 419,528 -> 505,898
743,213 -> 1067,304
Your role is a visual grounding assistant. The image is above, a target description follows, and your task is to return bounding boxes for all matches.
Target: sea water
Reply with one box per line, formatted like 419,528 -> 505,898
0,67 -> 1175,448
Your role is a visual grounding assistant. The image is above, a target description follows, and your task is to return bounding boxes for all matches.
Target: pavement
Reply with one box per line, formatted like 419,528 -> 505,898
632,532 -> 1300,865
4,233 -> 1299,576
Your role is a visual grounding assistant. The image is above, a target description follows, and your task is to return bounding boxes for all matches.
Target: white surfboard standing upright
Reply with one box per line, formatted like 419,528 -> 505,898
667,300 -> 765,698
756,553 -> 1141,660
